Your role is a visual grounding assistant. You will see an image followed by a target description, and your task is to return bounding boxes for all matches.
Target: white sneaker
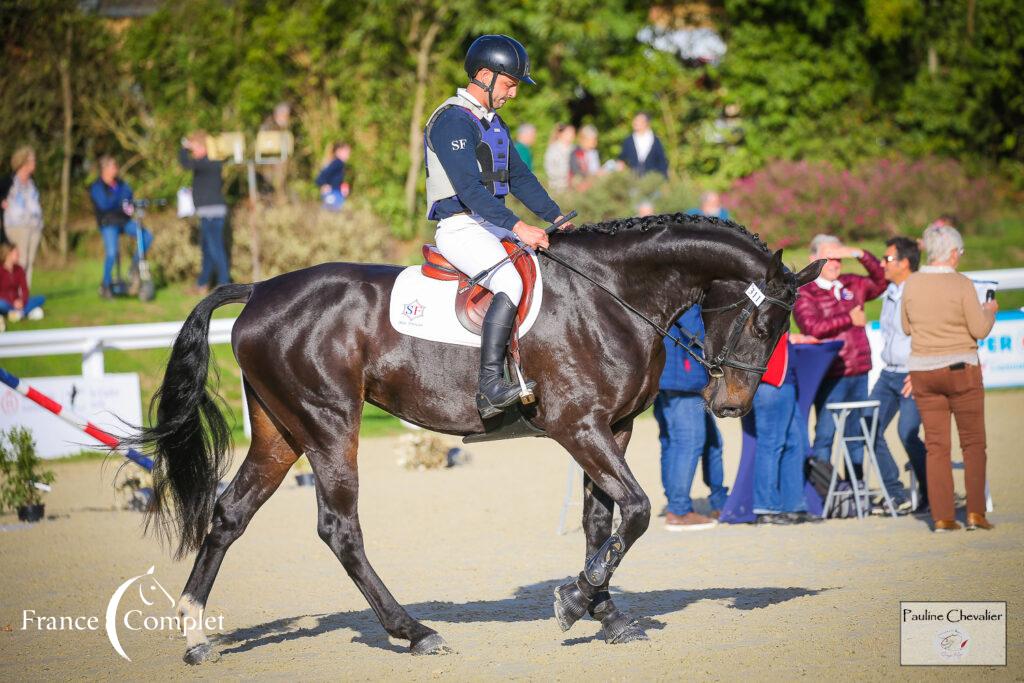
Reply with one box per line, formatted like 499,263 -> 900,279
27,307 -> 43,321
7,309 -> 22,323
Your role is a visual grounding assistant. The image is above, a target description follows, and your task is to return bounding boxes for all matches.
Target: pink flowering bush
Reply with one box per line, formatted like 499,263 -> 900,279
722,157 -> 995,246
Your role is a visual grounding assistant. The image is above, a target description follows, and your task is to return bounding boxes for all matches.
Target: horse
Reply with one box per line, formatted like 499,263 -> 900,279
136,212 -> 823,663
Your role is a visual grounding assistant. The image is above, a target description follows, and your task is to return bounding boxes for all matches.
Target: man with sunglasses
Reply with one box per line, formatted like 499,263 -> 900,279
870,237 -> 927,513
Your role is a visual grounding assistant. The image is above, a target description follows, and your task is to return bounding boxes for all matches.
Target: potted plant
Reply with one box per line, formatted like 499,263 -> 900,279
294,455 -> 315,487
0,427 -> 55,522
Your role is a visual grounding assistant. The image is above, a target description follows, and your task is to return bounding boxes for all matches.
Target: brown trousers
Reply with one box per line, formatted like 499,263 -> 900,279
910,364 -> 987,522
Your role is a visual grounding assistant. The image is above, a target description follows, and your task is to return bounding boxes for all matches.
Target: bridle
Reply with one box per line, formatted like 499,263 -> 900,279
541,249 -> 794,378
690,281 -> 794,378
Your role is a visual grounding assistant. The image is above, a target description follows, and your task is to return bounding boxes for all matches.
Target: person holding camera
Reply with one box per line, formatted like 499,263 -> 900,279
901,224 -> 997,532
180,131 -> 229,294
89,156 -> 153,299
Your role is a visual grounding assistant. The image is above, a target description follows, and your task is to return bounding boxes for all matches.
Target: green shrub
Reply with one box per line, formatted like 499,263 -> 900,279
509,171 -> 702,227
0,427 -> 54,511
147,198 -> 392,284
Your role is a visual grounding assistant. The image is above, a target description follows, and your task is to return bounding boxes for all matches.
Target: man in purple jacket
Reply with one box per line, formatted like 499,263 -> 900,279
794,234 -> 887,467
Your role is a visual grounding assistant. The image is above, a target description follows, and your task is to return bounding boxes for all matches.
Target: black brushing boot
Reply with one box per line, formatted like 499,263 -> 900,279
476,293 -> 535,418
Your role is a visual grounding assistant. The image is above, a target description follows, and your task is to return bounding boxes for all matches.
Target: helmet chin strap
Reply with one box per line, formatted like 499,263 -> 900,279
470,71 -> 500,110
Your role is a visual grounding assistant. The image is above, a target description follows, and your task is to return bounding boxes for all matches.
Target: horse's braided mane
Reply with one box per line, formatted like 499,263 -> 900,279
566,212 -> 772,257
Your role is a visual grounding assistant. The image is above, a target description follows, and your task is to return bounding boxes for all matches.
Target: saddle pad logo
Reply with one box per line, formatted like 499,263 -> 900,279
402,300 -> 425,320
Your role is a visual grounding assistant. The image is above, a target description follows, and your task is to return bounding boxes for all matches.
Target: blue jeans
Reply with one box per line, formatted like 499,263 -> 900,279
811,373 -> 869,464
198,216 -> 230,287
752,382 -> 808,514
654,391 -> 729,516
0,295 -> 45,316
101,221 -> 152,287
869,369 -> 926,504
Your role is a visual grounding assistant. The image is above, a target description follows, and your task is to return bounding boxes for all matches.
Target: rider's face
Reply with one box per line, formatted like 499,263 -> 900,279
488,73 -> 519,109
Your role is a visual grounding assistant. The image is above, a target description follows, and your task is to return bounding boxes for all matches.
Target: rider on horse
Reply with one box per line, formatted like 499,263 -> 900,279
424,35 -> 570,417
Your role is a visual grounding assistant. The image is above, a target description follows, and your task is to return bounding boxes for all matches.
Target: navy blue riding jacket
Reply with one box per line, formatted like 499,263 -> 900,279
428,108 -> 561,229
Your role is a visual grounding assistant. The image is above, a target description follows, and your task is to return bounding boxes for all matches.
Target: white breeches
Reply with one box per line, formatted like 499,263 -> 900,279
434,213 -> 523,305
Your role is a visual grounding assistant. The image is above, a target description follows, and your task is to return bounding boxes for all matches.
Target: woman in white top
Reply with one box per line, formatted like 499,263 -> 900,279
2,147 -> 44,285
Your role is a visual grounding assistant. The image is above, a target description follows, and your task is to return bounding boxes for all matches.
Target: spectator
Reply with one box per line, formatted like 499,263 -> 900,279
654,304 -> 729,531
794,234 -> 887,469
617,112 -> 668,177
0,242 -> 45,326
315,142 -> 351,212
752,334 -> 819,525
569,124 -> 602,191
869,236 -> 926,513
260,102 -> 292,202
902,224 -> 997,532
180,132 -> 229,294
687,191 -> 729,221
89,156 -> 153,299
513,124 -> 537,172
543,123 -> 575,193
2,147 -> 44,286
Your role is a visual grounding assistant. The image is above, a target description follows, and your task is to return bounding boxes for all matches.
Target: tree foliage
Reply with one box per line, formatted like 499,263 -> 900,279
0,0 -> 1019,243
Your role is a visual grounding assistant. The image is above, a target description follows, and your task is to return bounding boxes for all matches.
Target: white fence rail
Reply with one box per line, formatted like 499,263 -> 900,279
0,318 -> 236,378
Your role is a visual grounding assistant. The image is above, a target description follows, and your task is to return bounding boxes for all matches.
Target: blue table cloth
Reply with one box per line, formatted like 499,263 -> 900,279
719,340 -> 843,523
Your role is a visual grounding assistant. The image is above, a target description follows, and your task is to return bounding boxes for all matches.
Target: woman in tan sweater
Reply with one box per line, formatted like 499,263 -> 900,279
901,224 -> 997,532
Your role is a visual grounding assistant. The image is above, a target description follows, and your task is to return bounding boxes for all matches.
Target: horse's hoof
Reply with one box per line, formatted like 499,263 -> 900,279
553,581 -> 589,632
411,632 -> 453,656
605,619 -> 649,644
183,642 -> 220,665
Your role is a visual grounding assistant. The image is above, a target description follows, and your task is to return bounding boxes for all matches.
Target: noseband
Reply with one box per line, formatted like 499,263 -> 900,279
540,248 -> 794,379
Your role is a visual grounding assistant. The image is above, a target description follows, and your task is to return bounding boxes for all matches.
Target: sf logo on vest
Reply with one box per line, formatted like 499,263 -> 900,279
451,139 -> 467,150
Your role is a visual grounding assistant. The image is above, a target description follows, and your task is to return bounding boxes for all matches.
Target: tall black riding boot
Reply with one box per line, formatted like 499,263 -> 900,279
476,293 -> 535,418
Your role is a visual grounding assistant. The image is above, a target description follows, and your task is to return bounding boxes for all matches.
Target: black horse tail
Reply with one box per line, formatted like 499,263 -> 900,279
139,283 -> 253,559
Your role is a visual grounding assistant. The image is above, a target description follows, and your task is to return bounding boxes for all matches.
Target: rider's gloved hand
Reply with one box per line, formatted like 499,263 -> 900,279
513,221 -> 550,250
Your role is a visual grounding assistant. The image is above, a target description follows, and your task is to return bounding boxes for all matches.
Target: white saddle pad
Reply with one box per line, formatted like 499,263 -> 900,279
388,255 -> 544,347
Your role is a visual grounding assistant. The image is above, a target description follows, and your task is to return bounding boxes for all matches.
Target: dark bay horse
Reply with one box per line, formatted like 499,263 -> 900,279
139,213 -> 823,663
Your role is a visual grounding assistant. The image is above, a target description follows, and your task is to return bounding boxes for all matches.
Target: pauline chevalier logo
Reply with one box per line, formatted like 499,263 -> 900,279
900,601 -> 1005,666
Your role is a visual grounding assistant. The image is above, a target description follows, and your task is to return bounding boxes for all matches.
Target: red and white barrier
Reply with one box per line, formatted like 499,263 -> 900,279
0,366 -> 153,470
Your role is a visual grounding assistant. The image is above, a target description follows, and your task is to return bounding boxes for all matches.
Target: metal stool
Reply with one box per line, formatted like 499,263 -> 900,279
821,400 -> 896,519
907,462 -> 993,513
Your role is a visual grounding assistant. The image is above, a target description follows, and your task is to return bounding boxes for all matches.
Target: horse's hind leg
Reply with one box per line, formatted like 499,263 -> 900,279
178,388 -> 299,664
306,422 -> 450,656
581,422 -> 648,643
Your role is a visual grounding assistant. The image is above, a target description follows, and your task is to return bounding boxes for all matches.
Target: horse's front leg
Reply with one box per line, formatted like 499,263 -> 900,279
581,472 -> 649,643
553,421 -> 651,641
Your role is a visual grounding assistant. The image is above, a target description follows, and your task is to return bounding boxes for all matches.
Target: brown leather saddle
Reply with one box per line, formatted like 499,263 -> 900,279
420,239 -> 538,339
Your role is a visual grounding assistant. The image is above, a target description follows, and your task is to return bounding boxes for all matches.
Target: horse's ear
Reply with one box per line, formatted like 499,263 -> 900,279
795,259 -> 826,286
766,249 -> 784,282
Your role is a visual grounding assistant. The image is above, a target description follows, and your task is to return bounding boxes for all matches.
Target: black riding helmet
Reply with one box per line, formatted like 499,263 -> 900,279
465,35 -> 535,109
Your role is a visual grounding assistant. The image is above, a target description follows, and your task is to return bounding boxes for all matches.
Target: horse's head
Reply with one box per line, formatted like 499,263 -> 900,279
700,250 -> 824,418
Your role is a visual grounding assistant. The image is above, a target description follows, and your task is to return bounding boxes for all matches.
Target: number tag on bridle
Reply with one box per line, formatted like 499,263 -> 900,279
744,283 -> 766,306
